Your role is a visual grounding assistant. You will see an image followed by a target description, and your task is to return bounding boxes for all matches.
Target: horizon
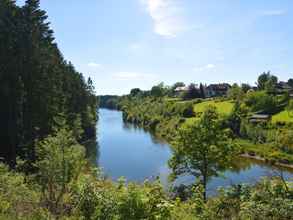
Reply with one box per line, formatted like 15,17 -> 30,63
16,0 -> 293,95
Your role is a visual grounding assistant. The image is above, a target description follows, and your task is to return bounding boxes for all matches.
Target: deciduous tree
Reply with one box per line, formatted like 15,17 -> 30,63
169,106 -> 235,201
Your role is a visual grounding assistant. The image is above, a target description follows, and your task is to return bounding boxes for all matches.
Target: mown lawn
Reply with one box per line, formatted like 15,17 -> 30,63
193,100 -> 234,116
272,110 -> 293,123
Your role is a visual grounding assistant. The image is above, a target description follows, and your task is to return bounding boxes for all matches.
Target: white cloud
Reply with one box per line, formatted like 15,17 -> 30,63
141,0 -> 192,38
113,72 -> 157,80
193,64 -> 215,72
260,10 -> 286,16
88,62 -> 101,68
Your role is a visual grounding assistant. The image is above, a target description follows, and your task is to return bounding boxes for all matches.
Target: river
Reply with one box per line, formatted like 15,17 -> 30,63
97,108 -> 293,194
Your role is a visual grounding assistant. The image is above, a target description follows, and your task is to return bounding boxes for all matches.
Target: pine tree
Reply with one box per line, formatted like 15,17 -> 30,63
0,0 -> 22,166
0,0 -> 98,166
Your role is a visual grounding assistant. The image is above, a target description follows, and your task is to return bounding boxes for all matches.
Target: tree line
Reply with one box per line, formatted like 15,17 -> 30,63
0,0 -> 97,167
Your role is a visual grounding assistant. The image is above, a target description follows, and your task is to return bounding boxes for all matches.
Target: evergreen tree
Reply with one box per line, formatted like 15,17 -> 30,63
0,0 -> 97,166
200,83 -> 205,98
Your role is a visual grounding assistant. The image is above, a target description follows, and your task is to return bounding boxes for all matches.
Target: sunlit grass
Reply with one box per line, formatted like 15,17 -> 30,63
193,100 -> 234,116
272,110 -> 293,123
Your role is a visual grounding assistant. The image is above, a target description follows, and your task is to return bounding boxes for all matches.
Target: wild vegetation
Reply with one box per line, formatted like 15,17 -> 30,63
120,96 -> 194,141
0,130 -> 292,219
99,95 -> 120,109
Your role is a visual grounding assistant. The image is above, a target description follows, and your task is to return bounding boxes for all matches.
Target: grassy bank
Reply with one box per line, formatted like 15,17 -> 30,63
120,97 -> 194,141
119,96 -> 293,167
236,139 -> 293,166
272,110 -> 293,123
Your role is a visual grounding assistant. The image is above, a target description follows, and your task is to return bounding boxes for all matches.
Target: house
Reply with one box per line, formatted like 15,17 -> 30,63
249,114 -> 271,123
174,86 -> 188,96
174,86 -> 188,92
205,83 -> 231,98
276,81 -> 293,94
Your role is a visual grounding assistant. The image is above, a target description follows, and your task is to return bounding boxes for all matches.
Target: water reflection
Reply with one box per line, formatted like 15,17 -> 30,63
97,108 -> 293,194
230,156 -> 293,174
123,121 -> 166,145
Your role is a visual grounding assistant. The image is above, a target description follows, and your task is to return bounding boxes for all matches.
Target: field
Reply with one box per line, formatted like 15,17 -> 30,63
272,110 -> 293,123
193,100 -> 234,116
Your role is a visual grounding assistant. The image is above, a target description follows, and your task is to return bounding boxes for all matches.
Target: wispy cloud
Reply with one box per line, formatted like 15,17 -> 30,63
260,9 -> 286,16
88,62 -> 101,68
141,0 -> 192,38
113,72 -> 157,80
193,64 -> 215,72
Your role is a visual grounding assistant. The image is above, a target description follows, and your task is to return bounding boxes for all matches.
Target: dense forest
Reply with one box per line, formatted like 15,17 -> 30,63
0,0 -> 97,167
99,95 -> 120,109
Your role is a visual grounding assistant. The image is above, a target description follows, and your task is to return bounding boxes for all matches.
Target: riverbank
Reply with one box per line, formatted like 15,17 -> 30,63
241,153 -> 293,170
98,109 -> 293,188
118,96 -> 293,168
236,139 -> 293,168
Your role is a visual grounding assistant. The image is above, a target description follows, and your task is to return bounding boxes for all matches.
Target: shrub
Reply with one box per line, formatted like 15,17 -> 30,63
245,91 -> 278,113
0,164 -> 43,219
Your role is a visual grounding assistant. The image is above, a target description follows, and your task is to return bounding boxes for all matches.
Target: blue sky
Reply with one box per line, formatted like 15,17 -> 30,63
17,0 -> 293,95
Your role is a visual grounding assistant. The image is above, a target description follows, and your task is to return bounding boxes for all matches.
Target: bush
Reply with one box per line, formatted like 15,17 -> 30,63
34,128 -> 86,215
0,164 -> 44,219
208,178 -> 293,220
275,129 -> 293,154
120,97 -> 194,141
245,91 -> 278,113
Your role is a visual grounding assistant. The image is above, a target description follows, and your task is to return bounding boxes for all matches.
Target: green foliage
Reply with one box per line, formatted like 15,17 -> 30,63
265,78 -> 277,94
169,106 -> 235,200
130,88 -> 142,96
240,121 -> 268,144
236,134 -> 293,165
0,0 -> 97,165
288,78 -> 293,87
34,128 -> 86,214
287,100 -> 293,117
181,84 -> 202,100
151,82 -> 167,97
275,129 -> 293,154
227,83 -> 244,101
241,83 -> 251,93
99,95 -> 120,109
72,114 -> 84,140
208,178 -> 293,220
75,176 -> 173,220
257,71 -> 278,91
244,91 -> 277,113
0,163 -> 46,219
225,101 -> 248,136
120,97 -> 194,141
171,82 -> 185,90
0,132 -> 292,219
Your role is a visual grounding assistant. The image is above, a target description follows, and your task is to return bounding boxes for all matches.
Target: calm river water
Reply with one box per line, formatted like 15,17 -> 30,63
97,108 -> 293,194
